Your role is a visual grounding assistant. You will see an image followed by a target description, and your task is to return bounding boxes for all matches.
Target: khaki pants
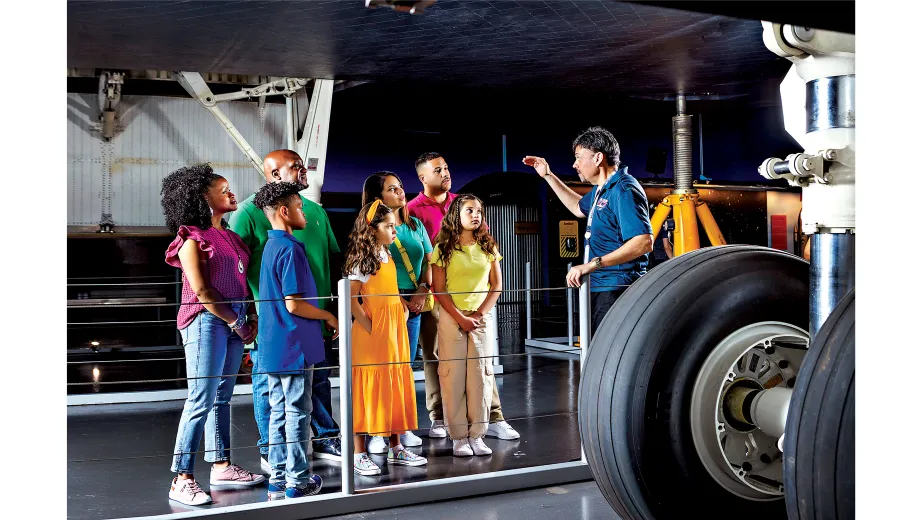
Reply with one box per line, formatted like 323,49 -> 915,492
420,302 -> 505,422
437,309 -> 493,440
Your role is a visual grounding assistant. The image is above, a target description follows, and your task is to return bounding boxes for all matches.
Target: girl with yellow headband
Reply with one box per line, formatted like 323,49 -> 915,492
343,200 -> 427,476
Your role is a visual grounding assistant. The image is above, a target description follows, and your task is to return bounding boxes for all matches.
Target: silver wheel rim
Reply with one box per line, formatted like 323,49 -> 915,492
690,321 -> 809,501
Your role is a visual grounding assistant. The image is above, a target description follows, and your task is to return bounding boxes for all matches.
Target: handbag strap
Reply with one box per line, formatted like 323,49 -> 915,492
393,237 -> 419,285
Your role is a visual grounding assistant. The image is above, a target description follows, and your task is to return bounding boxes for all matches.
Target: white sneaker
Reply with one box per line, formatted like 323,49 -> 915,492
429,420 -> 448,438
452,439 -> 474,457
260,456 -> 271,475
485,420 -> 520,440
353,453 -> 382,476
169,477 -> 212,506
367,435 -> 388,454
400,430 -> 423,447
469,437 -> 493,456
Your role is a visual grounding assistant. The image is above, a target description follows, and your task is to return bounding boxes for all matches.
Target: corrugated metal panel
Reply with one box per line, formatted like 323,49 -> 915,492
484,202 -> 542,305
67,94 -> 105,225
67,93 -> 287,227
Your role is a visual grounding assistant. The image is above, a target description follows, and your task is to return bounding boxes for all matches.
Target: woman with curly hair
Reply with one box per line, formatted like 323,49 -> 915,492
161,164 -> 265,506
430,194 -> 504,457
344,200 -> 427,476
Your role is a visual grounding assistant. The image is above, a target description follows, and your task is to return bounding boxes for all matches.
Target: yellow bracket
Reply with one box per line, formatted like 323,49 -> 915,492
650,193 -> 727,257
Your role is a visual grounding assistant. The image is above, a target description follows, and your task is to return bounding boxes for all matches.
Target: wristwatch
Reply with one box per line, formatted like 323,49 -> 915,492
418,282 -> 431,290
592,256 -> 603,270
229,313 -> 247,330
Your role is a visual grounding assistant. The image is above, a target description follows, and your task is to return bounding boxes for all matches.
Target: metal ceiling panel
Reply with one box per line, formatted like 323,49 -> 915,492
67,1 -> 793,98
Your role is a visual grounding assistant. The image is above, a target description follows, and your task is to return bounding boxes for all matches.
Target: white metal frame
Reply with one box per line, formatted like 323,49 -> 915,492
119,462 -> 590,520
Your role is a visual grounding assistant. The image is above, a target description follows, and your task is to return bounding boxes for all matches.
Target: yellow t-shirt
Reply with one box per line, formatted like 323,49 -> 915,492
431,243 -> 503,311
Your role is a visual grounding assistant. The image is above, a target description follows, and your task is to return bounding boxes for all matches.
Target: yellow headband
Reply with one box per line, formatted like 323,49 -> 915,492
365,199 -> 382,224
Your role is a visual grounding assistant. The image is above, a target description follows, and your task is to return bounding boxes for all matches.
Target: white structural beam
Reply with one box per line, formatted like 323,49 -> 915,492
174,71 -> 265,175
296,79 -> 334,204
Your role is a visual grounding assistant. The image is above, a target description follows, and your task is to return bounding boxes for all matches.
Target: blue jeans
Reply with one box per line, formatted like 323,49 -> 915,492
400,288 -> 422,362
171,304 -> 246,473
268,368 -> 313,486
253,337 -> 339,456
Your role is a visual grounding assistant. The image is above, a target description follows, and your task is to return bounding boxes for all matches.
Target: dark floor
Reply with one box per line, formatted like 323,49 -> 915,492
67,345 -> 583,520
325,480 -> 619,520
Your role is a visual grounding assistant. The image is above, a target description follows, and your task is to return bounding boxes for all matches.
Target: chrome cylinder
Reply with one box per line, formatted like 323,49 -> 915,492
672,114 -> 694,191
806,75 -> 855,133
809,233 -> 856,338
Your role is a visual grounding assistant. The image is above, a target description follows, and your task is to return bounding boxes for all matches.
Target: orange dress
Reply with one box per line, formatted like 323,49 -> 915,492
351,255 -> 418,436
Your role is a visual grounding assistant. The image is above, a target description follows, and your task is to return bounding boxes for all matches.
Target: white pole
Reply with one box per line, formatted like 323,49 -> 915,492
578,278 -> 590,464
525,262 -> 532,340
337,278 -> 354,495
285,96 -> 297,151
487,308 -> 499,366
566,262 -> 573,348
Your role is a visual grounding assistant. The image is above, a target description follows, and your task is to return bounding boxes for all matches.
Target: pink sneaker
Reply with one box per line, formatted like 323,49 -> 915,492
169,477 -> 212,506
209,464 -> 266,488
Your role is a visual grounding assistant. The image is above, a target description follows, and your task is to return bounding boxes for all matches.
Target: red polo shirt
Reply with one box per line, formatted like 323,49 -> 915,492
406,192 -> 457,244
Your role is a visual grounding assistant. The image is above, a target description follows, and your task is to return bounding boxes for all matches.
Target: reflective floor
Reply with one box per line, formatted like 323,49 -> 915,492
328,480 -> 619,520
67,346 -> 583,519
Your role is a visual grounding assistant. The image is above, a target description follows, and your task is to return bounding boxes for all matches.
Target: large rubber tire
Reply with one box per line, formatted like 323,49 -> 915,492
578,245 -> 808,520
783,289 -> 855,520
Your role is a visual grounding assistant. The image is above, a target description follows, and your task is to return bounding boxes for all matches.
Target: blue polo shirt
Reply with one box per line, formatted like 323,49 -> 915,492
578,167 -> 653,292
256,230 -> 326,373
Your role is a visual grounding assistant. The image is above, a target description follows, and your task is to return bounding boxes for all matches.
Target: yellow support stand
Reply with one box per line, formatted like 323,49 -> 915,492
650,192 -> 727,257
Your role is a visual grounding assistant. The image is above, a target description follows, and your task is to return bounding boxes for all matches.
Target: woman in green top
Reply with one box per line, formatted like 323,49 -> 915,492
360,171 -> 433,452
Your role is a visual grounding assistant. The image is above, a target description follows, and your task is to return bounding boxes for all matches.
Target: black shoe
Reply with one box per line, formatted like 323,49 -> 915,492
286,474 -> 322,498
313,438 -> 342,460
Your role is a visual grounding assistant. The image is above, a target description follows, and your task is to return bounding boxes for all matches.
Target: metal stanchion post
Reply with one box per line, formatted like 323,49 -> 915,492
337,278 -> 354,495
578,280 -> 590,366
487,308 -> 499,366
578,278 -> 590,464
525,262 -> 532,340
566,262 -> 573,348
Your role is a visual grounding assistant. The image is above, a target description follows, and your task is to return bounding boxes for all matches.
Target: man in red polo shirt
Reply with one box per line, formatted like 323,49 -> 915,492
407,152 -> 520,442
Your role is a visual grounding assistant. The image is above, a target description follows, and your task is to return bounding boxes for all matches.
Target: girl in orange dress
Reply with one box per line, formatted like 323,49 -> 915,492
344,200 -> 427,476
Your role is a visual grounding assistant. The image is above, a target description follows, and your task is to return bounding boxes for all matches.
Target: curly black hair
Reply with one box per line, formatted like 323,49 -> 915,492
161,164 -> 224,234
254,181 -> 302,214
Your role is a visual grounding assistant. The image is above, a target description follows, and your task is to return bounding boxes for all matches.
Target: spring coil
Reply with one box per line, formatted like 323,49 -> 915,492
672,114 -> 693,190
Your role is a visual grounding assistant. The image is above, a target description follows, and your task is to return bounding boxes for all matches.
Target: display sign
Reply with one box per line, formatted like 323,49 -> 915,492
559,220 -> 578,258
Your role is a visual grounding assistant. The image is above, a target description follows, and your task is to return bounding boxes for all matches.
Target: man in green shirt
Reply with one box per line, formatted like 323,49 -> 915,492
229,149 -> 342,464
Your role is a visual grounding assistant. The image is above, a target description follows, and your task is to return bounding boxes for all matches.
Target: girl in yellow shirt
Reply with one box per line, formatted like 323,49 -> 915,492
430,194 -> 503,457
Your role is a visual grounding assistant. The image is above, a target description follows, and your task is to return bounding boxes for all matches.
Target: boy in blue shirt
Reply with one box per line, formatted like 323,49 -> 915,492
254,181 -> 339,499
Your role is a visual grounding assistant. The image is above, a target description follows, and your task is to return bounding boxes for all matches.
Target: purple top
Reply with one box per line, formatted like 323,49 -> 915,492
165,225 -> 253,330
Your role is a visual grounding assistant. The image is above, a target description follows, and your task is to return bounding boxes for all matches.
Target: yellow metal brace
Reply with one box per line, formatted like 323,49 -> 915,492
650,193 -> 727,257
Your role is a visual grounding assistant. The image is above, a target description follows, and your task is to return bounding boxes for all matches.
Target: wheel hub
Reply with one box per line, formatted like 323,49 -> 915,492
690,322 -> 808,500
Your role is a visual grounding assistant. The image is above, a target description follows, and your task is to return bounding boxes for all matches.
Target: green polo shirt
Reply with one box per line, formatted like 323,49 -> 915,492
229,192 -> 340,322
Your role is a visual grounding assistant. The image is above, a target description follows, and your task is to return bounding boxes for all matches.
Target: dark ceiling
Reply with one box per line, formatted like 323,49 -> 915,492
67,1 -> 853,100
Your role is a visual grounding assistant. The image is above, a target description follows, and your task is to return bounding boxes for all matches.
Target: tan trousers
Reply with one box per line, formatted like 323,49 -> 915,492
436,309 -> 493,440
420,302 -> 505,422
